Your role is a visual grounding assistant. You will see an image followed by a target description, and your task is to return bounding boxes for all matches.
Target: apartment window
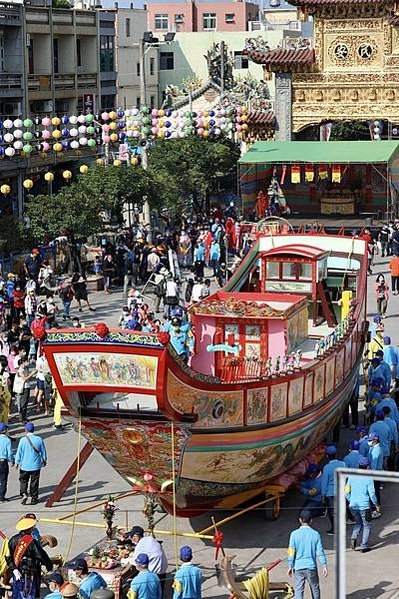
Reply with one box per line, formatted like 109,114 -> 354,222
137,62 -> 140,76
203,13 -> 216,30
136,97 -> 140,108
154,14 -> 168,30
150,57 -> 155,76
76,38 -> 82,68
100,35 -> 115,72
225,13 -> 235,23
126,17 -> 130,37
53,38 -> 59,74
174,14 -> 184,23
234,51 -> 249,69
160,51 -> 174,70
150,95 -> 155,108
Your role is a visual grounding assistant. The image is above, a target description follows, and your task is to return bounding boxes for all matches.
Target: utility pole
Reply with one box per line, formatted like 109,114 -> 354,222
220,40 -> 225,93
140,39 -> 146,107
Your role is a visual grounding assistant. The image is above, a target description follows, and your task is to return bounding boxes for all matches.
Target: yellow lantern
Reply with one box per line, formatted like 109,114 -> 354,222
241,114 -> 248,122
96,158 -> 105,166
110,133 -> 118,143
109,111 -> 117,120
109,122 -> 117,131
62,170 -> 72,180
51,116 -> 61,126
53,142 -> 62,153
52,129 -> 61,139
130,157 -> 138,166
79,164 -> 89,174
23,178 -> 34,190
0,184 -> 10,195
158,109 -> 165,117
113,159 -> 121,167
44,172 -> 54,183
241,105 -> 248,114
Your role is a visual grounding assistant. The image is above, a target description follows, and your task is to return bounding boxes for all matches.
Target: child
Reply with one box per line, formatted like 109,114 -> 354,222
93,255 -> 102,275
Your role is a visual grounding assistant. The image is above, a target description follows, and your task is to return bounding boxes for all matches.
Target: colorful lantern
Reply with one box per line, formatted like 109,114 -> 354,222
291,165 -> 301,184
332,164 -> 341,183
113,159 -> 121,167
23,118 -> 33,128
52,129 -> 61,139
69,115 -> 78,125
79,164 -> 89,174
0,184 -> 10,195
23,178 -> 33,190
23,144 -> 33,154
62,170 -> 72,180
70,140 -> 79,150
53,142 -> 62,153
87,139 -> 96,148
319,164 -> 328,180
96,158 -> 105,166
305,165 -> 314,182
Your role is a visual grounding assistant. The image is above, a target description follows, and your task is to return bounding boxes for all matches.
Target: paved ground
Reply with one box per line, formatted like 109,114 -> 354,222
1,255 -> 399,598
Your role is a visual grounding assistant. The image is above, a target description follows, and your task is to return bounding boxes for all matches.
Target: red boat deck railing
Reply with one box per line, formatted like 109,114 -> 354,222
221,357 -> 266,382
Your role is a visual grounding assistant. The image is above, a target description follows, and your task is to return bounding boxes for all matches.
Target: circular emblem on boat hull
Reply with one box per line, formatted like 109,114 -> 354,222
122,428 -> 144,445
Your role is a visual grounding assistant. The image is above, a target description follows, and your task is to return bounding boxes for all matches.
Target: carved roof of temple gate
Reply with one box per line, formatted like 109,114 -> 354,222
287,0 -> 395,17
244,47 -> 315,72
288,0 -> 393,4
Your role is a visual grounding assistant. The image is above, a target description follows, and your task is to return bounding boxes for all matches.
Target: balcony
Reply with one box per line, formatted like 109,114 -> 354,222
77,73 -> 97,89
25,7 -> 50,25
28,74 -> 51,92
0,3 -> 22,26
54,73 -> 75,90
75,11 -> 97,27
0,73 -> 23,96
52,9 -> 73,25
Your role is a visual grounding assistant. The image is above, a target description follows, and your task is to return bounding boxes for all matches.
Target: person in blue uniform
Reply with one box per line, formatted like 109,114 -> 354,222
367,432 -> 384,512
45,572 -> 65,599
369,410 -> 393,468
343,440 -> 361,469
15,422 -> 47,505
369,315 -> 383,339
172,546 -> 202,599
299,464 -> 323,518
345,456 -> 380,552
129,554 -> 161,599
0,422 -> 13,502
355,427 -> 369,457
381,405 -> 398,470
321,446 -> 345,535
378,389 -> 399,426
72,558 -> 106,599
365,378 -> 383,423
375,350 -> 392,388
287,510 -> 328,599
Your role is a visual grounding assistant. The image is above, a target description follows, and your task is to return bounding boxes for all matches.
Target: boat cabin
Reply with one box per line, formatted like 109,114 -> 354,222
190,291 -> 308,381
237,244 -> 338,327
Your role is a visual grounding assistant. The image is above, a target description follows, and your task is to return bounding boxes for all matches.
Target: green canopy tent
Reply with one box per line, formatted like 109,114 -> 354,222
238,141 -> 399,218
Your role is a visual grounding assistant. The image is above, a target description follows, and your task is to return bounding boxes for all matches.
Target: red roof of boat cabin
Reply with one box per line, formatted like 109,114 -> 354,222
262,244 -> 328,260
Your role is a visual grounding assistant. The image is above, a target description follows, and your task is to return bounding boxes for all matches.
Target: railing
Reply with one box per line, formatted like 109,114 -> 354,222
52,10 -> 73,25
54,73 -> 75,89
75,11 -> 97,26
0,3 -> 22,25
77,73 -> 97,89
0,73 -> 23,91
25,7 -> 50,23
28,74 -> 51,91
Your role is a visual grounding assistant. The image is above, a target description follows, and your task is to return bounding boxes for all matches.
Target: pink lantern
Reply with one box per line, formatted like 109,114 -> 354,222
197,111 -> 203,118
102,124 -> 110,133
42,142 -> 50,151
151,118 -> 158,126
102,135 -> 110,144
236,116 -> 242,123
101,112 -> 110,121
236,106 -> 242,114
236,124 -> 242,131
42,130 -> 51,140
42,117 -> 51,127
151,127 -> 158,135
151,109 -> 158,117
197,128 -> 204,136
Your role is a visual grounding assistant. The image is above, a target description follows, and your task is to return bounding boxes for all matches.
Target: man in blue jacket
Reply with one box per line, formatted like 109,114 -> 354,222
15,422 -> 47,505
345,457 -> 380,552
173,546 -> 202,599
321,446 -> 345,535
73,558 -> 107,599
300,464 -> 323,518
287,510 -> 328,599
343,440 -> 361,469
0,422 -> 13,502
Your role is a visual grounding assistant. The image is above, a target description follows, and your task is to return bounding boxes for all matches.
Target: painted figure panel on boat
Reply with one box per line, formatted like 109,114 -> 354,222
167,371 -> 243,427
247,387 -> 268,424
335,347 -> 344,385
304,372 -> 314,407
286,306 -> 308,353
80,417 -> 190,485
314,365 -> 325,402
54,352 -> 158,389
288,377 -> 304,415
325,357 -> 335,396
270,382 -> 288,421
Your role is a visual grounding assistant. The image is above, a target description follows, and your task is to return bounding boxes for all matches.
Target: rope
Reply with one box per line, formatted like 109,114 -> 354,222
63,414 -> 82,563
170,421 -> 179,569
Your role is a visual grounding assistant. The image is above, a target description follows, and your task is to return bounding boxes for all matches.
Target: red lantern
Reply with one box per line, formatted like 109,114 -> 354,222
95,322 -> 110,338
158,332 -> 170,345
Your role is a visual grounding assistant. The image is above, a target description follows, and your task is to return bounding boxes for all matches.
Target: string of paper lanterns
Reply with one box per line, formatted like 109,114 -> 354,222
0,105 -> 249,160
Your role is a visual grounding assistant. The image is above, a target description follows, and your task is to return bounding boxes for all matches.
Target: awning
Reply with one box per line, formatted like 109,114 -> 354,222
238,141 -> 399,165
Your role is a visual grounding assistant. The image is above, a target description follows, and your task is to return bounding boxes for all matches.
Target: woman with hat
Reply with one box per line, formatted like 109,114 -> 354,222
6,514 -> 52,599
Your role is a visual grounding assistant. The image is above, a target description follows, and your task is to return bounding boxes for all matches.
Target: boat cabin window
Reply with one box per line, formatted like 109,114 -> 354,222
265,259 -> 313,293
238,259 -> 261,292
317,258 -> 328,282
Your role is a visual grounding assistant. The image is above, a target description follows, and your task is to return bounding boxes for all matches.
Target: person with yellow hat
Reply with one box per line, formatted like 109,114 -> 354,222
61,584 -> 79,599
6,514 -> 52,599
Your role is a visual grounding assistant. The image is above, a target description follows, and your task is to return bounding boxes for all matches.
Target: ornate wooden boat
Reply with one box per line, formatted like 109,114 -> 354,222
43,231 -> 368,516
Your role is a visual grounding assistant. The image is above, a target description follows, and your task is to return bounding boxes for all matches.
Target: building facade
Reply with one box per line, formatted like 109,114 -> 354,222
147,0 -> 259,34
104,6 -> 159,109
99,11 -> 117,110
0,1 -> 25,118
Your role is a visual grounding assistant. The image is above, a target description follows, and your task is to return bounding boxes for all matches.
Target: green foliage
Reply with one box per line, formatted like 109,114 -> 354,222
52,0 -> 71,7
148,137 -> 240,213
330,121 -> 370,141
0,216 -> 32,253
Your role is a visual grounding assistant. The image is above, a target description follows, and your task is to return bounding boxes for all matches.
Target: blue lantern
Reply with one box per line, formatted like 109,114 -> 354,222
62,115 -> 69,124
0,147 -> 5,156
117,109 -> 124,118
165,131 -> 171,138
165,110 -> 172,117
0,121 -> 3,130
119,132 -> 126,140
165,120 -> 171,128
209,111 -> 215,117
118,120 -> 126,129
62,139 -> 70,149
62,128 -> 69,137
209,119 -> 215,126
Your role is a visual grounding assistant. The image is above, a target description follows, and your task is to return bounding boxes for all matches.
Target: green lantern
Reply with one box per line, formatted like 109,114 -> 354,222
23,144 -> 33,154
141,127 -> 150,136
85,114 -> 94,123
87,138 -> 96,147
86,126 -> 95,135
141,106 -> 149,114
23,118 -> 33,128
23,131 -> 33,141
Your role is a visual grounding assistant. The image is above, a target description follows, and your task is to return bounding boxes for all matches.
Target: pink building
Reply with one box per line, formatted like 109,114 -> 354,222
147,0 -> 259,34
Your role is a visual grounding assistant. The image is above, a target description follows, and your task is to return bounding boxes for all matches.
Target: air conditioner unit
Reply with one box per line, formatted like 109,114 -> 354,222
43,100 -> 54,112
26,33 -> 31,47
174,14 -> 184,23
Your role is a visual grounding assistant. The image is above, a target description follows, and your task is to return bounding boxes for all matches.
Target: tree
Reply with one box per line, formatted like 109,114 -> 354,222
330,121 -> 370,141
147,137 -> 240,214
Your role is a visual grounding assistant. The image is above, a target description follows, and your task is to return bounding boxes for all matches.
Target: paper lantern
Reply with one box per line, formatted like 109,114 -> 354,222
42,129 -> 51,140
23,118 -> 33,128
332,164 -> 341,183
14,129 -> 23,139
291,165 -> 301,184
4,133 -> 13,143
109,122 -> 117,131
13,141 -> 23,150
101,112 -> 110,121
23,131 -> 33,141
77,114 -> 86,124
44,172 -> 54,183
61,115 -> 69,124
102,135 -> 110,144
109,111 -> 117,120
130,157 -> 139,166
79,137 -> 88,146
52,129 -> 61,139
62,128 -> 69,137
13,119 -> 23,128
113,159 -> 121,167
23,144 -> 33,154
70,140 -> 79,150
0,184 -> 10,194
102,124 -> 110,133
78,125 -> 86,135
42,142 -> 50,152
96,158 -> 105,166
110,133 -> 118,142
3,119 -> 12,129
0,147 -> 5,156
23,178 -> 33,190
62,140 -> 69,149
117,109 -> 124,118
79,164 -> 89,174
69,128 -> 78,137
87,138 -> 96,148
86,126 -> 95,135
69,115 -> 78,125
319,164 -> 328,180
41,117 -> 51,127
53,142 -> 62,153
62,170 -> 72,180
85,114 -> 94,123
305,165 -> 314,182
